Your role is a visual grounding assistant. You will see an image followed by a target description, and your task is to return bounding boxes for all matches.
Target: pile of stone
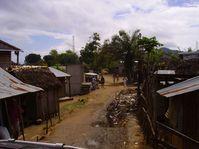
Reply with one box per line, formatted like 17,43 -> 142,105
106,88 -> 137,127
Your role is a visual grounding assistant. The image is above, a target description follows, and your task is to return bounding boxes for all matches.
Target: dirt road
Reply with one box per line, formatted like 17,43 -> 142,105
44,76 -> 149,149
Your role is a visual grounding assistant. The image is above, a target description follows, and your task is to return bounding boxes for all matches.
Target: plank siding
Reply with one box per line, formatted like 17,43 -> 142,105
0,51 -> 11,69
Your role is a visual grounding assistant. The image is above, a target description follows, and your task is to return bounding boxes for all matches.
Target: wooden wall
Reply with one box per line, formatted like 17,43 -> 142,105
66,64 -> 84,95
0,51 -> 11,69
182,91 -> 199,149
58,77 -> 66,98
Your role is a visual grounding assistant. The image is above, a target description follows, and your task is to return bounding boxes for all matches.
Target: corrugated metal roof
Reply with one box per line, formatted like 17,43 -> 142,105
157,76 -> 199,98
85,72 -> 98,76
49,67 -> 71,78
154,70 -> 175,75
0,39 -> 21,51
0,67 -> 43,100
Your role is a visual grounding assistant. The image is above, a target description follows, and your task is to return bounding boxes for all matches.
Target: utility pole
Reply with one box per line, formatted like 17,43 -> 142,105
72,36 -> 75,52
196,41 -> 198,50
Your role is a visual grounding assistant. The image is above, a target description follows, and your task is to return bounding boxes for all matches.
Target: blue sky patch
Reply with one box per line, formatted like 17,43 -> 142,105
113,10 -> 131,19
28,35 -> 64,52
167,0 -> 198,6
132,5 -> 153,13
190,24 -> 199,28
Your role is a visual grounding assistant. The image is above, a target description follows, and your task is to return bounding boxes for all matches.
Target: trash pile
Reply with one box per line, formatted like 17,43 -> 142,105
106,88 -> 137,127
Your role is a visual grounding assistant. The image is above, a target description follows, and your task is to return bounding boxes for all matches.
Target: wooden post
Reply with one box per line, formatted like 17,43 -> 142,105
45,92 -> 49,134
64,77 -> 67,96
15,51 -> 19,65
137,60 -> 141,97
18,97 -> 25,140
45,116 -> 48,134
47,91 -> 52,127
4,100 -> 12,137
68,77 -> 71,97
56,88 -> 61,121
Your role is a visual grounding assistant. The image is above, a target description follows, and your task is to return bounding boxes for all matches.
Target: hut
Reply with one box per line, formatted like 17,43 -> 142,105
0,40 -> 21,69
0,67 -> 42,139
9,66 -> 62,122
156,76 -> 199,149
65,64 -> 84,95
49,67 -> 72,98
137,69 -> 197,147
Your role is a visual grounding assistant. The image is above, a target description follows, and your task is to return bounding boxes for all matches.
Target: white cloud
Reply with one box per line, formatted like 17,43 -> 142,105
0,0 -> 199,63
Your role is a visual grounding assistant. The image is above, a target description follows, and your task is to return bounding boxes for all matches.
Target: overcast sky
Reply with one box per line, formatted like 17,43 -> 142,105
0,0 -> 199,63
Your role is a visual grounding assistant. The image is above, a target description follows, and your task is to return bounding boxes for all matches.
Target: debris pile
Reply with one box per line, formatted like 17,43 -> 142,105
106,88 -> 137,127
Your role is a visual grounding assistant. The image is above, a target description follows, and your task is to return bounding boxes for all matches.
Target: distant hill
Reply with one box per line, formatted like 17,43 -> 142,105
160,47 -> 179,54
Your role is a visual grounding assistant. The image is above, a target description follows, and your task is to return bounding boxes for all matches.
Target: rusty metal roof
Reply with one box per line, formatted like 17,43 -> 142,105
49,67 -> 71,78
0,67 -> 43,100
157,76 -> 199,98
0,39 -> 21,51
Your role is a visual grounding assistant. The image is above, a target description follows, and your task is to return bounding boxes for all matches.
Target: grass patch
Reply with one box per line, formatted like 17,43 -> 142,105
62,98 -> 88,113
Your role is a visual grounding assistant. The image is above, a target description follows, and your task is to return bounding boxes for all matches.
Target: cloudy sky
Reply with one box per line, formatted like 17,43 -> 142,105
0,0 -> 199,63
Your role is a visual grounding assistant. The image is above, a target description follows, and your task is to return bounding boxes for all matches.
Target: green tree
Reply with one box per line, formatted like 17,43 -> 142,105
100,30 -> 140,82
43,55 -> 55,66
50,49 -> 59,64
80,33 -> 100,69
138,36 -> 163,72
58,50 -> 79,65
25,53 -> 41,65
94,39 -> 120,71
187,47 -> 192,52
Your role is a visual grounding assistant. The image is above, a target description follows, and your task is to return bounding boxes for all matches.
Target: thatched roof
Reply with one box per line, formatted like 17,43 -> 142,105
9,66 -> 61,90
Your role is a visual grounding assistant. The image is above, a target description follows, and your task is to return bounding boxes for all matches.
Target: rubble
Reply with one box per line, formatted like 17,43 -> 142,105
106,88 -> 137,127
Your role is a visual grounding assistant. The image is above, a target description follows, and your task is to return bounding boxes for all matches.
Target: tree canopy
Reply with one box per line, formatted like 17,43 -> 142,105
25,53 -> 42,65
59,50 -> 79,65
43,49 -> 79,66
80,33 -> 100,70
24,30 -> 171,80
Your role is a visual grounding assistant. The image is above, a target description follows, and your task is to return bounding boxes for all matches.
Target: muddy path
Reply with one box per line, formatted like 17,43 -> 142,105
43,76 -> 150,149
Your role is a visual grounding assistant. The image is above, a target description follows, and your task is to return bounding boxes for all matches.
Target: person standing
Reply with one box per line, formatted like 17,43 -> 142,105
113,73 -> 116,84
123,76 -> 128,87
116,74 -> 119,83
92,77 -> 97,90
101,75 -> 105,88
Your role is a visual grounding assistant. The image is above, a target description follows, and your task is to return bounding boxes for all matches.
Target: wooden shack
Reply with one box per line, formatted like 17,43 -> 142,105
0,67 -> 42,139
0,40 -> 21,69
137,69 -> 198,147
157,76 -> 199,149
49,67 -> 72,98
10,66 -> 62,121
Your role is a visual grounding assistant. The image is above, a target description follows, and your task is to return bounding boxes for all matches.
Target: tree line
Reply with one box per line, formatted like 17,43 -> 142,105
25,29 -> 180,81
25,49 -> 79,66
